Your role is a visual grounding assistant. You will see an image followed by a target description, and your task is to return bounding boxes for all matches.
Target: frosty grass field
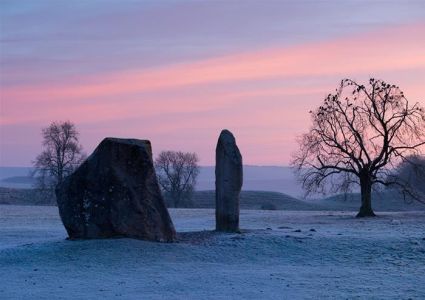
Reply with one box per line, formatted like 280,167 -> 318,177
1,205 -> 425,299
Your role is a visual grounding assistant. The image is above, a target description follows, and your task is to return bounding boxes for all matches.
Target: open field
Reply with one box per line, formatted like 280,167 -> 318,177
1,205 -> 424,299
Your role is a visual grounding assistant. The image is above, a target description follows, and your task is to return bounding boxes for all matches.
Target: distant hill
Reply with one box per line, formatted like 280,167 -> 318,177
312,191 -> 425,212
191,190 -> 322,211
0,165 -> 303,196
0,176 -> 35,189
197,165 -> 303,197
1,166 -> 423,212
1,176 -> 35,184
0,167 -> 34,189
1,187 -> 424,212
0,187 -> 317,210
0,167 -> 32,181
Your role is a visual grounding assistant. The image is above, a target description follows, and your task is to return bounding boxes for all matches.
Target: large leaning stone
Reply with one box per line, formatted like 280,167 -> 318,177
215,129 -> 243,232
56,138 -> 176,242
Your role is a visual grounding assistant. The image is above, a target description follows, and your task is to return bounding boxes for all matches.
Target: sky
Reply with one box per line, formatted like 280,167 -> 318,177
1,0 -> 425,167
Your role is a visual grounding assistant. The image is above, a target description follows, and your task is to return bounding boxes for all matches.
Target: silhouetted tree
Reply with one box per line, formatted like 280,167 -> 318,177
155,151 -> 200,207
32,121 -> 85,191
292,78 -> 425,217
390,155 -> 425,200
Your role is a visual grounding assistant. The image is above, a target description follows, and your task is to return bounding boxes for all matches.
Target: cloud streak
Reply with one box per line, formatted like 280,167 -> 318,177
2,23 -> 424,109
1,20 -> 424,166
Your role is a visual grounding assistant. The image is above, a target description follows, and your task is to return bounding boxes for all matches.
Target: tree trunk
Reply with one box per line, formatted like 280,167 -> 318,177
172,189 -> 180,208
356,174 -> 376,218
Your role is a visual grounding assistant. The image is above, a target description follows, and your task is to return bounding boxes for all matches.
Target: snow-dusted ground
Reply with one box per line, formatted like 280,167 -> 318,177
1,205 -> 424,299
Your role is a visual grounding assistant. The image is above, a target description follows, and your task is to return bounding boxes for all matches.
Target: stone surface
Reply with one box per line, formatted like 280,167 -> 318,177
55,137 -> 176,242
215,129 -> 243,232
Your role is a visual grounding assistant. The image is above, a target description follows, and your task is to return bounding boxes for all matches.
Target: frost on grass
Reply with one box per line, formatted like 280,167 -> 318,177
0,206 -> 425,299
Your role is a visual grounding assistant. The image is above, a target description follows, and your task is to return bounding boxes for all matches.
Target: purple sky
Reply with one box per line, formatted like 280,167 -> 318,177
1,0 -> 425,166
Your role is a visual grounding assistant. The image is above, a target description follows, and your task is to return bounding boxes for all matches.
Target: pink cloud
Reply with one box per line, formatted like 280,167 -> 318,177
2,22 -> 424,108
1,22 -> 424,165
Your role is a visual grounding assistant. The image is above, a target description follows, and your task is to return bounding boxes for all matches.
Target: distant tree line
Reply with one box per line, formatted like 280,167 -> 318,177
32,121 -> 200,207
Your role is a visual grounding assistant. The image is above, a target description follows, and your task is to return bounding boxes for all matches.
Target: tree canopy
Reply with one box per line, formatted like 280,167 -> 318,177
32,121 -> 85,190
292,78 -> 425,217
155,150 -> 200,207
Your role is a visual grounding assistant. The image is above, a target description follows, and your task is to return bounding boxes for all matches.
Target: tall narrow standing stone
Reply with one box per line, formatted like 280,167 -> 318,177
215,129 -> 243,232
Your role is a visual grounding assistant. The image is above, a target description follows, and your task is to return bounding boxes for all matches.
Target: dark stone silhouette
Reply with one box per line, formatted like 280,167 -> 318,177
215,130 -> 243,232
55,137 -> 176,242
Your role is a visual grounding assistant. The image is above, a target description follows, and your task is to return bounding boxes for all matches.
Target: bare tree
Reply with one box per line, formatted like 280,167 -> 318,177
32,121 -> 86,191
155,151 -> 200,207
390,155 -> 425,199
291,78 -> 425,217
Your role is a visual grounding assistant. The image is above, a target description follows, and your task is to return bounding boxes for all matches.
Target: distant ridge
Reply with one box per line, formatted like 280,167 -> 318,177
0,165 -> 303,196
314,191 -> 425,212
191,190 -> 322,211
0,167 -> 34,189
1,176 -> 35,184
1,187 -> 424,212
196,165 -> 302,197
0,167 -> 32,181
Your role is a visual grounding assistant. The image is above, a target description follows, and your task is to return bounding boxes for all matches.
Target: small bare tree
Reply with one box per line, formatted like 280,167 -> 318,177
32,121 -> 85,191
292,78 -> 425,217
155,151 -> 200,207
390,155 -> 425,199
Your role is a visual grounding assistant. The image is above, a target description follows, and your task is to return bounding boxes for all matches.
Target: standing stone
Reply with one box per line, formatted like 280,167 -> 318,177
215,129 -> 243,232
55,137 -> 176,242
